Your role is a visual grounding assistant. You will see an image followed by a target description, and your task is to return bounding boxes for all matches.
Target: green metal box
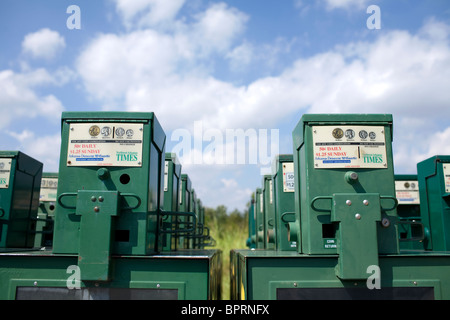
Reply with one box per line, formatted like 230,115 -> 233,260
161,153 -> 182,251
232,249 -> 450,300
417,155 -> 450,251
231,114 -> 450,300
194,198 -> 210,249
52,112 -> 166,263
177,174 -> 192,249
34,172 -> 58,248
0,113 -> 223,300
262,175 -> 275,250
271,154 -> 296,251
188,188 -> 197,249
395,174 -> 426,251
246,199 -> 256,249
0,151 -> 42,248
254,188 -> 265,249
0,249 -> 222,300
292,114 -> 399,279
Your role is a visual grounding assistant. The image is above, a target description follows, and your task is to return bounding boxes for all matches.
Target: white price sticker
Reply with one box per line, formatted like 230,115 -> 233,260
40,177 -> 58,202
0,158 -> 12,189
395,180 -> 420,205
443,165 -> 450,193
67,123 -> 143,167
313,125 -> 387,169
282,162 -> 295,192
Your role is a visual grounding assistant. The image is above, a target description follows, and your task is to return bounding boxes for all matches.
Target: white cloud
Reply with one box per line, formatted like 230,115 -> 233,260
226,41 -> 254,71
0,68 -> 64,129
22,28 -> 65,60
76,30 -> 180,103
114,0 -> 186,29
77,2 -> 249,109
6,130 -> 61,172
77,10 -> 448,133
77,0 -> 450,192
322,0 -> 372,10
190,3 -> 248,55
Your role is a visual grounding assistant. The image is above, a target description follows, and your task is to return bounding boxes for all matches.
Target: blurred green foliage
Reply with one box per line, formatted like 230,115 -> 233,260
204,204 -> 249,300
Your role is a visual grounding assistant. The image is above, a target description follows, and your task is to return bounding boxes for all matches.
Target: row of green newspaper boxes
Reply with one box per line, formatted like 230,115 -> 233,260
232,114 -> 450,300
246,156 -> 450,253
0,112 -> 222,300
0,153 -> 213,251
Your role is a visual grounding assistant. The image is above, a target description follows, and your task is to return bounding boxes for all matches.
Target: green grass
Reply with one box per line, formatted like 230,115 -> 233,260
204,205 -> 248,300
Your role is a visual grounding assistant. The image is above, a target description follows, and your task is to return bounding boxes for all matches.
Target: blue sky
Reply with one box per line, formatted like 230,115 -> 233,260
1,0 -> 450,211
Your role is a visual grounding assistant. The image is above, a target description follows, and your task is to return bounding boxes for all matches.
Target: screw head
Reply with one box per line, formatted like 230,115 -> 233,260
94,206 -> 100,212
363,200 -> 369,206
355,213 -> 361,220
346,200 -> 352,206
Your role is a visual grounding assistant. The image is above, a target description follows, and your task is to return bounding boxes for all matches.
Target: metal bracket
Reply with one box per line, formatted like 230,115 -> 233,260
331,193 -> 381,280
75,190 -> 119,282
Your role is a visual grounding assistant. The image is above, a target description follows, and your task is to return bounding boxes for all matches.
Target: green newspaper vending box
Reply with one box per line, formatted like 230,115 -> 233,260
0,151 -> 42,248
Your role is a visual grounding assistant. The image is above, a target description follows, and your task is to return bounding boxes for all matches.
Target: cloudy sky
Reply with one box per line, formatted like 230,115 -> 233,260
1,0 -> 450,212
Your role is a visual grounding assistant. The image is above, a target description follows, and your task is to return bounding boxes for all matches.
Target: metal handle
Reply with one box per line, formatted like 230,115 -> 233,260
159,210 -> 197,234
120,193 -> 142,210
58,192 -> 142,210
57,192 -> 78,209
310,196 -> 333,212
281,212 -> 296,223
380,195 -> 398,211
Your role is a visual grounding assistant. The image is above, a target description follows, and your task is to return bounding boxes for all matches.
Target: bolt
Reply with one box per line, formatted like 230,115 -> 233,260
346,200 -> 352,206
345,171 -> 358,184
91,196 -> 96,202
97,168 -> 110,180
413,281 -> 417,286
98,196 -> 104,202
94,206 -> 100,212
363,200 -> 369,206
355,213 -> 361,220
34,281 -> 38,286
293,282 -> 297,287
156,284 -> 161,288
